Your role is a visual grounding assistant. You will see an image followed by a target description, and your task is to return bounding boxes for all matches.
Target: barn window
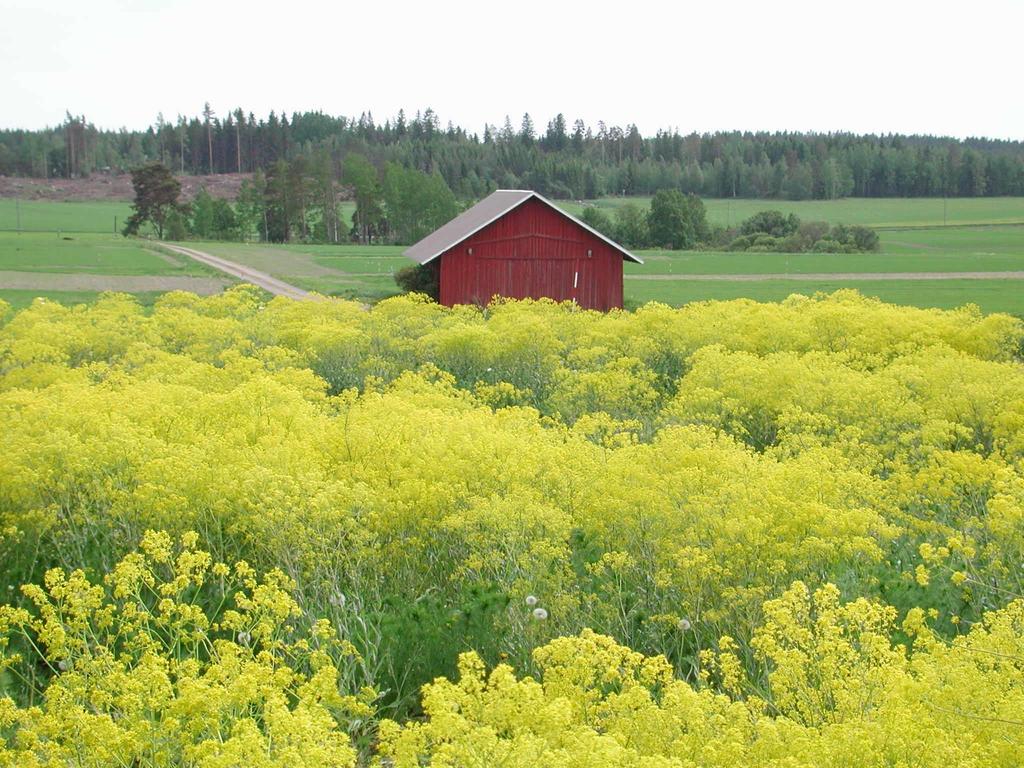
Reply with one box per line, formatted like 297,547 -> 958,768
467,247 -> 473,255
587,249 -> 593,258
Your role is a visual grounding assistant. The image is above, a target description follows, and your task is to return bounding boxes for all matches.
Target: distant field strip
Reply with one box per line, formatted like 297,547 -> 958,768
627,271 -> 1024,281
874,222 -> 1024,231
0,271 -> 229,293
0,200 -> 133,233
560,197 -> 1024,228
5,197 -> 1021,234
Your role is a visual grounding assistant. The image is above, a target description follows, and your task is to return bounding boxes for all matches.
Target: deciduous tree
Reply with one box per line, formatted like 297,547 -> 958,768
122,162 -> 187,238
647,189 -> 707,249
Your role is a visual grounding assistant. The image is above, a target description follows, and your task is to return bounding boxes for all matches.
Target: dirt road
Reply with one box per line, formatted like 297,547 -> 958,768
160,243 -> 314,300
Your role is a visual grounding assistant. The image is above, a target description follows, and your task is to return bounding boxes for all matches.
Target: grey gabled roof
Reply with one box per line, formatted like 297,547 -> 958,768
403,189 -> 643,265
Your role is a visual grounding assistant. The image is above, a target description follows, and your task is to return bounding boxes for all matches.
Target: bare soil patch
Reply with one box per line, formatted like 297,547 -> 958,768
0,271 -> 230,294
0,174 -> 255,202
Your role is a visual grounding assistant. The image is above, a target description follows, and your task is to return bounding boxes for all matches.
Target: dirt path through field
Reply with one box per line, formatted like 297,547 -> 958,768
627,271 -> 1024,282
160,243 -> 315,300
147,247 -> 185,267
0,271 -> 229,293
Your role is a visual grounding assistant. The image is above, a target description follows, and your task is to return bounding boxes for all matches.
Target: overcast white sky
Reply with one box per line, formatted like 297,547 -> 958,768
1,0 -> 1021,139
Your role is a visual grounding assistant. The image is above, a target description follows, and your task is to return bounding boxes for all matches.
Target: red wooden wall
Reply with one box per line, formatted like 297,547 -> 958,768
437,198 -> 624,310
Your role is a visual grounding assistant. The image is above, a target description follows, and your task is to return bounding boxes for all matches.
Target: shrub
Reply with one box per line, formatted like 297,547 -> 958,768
728,233 -> 783,252
739,210 -> 801,238
393,263 -> 439,300
578,206 -> 616,238
164,208 -> 188,241
729,214 -> 879,254
850,224 -> 880,251
781,220 -> 830,252
614,202 -> 650,248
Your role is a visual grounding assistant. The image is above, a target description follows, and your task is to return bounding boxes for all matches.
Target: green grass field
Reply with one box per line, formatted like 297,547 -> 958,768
0,232 -> 231,308
0,200 -> 133,234
195,227 -> 1024,315
0,290 -> 169,311
628,227 -> 1024,275
623,278 -> 1024,315
2,198 -> 1023,315
5,197 -> 1021,235
194,241 -> 404,301
0,199 -> 358,237
0,232 -> 216,276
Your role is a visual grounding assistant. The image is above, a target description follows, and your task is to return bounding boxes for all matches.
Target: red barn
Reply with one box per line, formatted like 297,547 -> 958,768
403,190 -> 642,310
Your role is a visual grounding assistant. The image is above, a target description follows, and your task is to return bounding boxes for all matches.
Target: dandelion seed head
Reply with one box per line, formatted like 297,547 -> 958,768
532,607 -> 548,621
678,618 -> 692,631
525,595 -> 538,607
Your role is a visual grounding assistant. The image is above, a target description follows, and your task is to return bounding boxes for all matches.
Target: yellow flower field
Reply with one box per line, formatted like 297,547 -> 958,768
1,287 -> 1022,765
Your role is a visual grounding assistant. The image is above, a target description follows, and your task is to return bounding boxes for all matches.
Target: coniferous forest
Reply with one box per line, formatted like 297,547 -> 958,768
2,107 -> 1023,200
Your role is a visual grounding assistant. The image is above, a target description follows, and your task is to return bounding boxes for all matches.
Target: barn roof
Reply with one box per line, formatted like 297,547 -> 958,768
403,189 -> 643,265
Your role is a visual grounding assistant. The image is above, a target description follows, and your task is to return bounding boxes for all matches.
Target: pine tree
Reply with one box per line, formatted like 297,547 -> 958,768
520,113 -> 535,146
202,102 -> 214,174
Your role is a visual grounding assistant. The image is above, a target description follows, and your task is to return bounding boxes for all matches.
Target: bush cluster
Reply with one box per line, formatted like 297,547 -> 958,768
578,200 -> 879,255
723,209 -> 880,253
393,263 -> 439,300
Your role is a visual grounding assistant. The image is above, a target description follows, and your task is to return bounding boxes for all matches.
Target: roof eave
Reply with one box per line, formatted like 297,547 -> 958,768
403,191 -> 535,265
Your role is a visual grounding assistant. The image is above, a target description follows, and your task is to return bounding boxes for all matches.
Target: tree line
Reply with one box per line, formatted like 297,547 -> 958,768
2,107 -> 1023,200
123,156 -> 458,245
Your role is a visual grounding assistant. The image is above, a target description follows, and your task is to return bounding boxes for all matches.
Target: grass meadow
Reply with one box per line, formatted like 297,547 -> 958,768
1,197 -> 1022,315
3,196 -> 1020,235
623,278 -> 1024,315
0,199 -> 133,233
0,232 -> 216,275
0,232 -> 231,308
